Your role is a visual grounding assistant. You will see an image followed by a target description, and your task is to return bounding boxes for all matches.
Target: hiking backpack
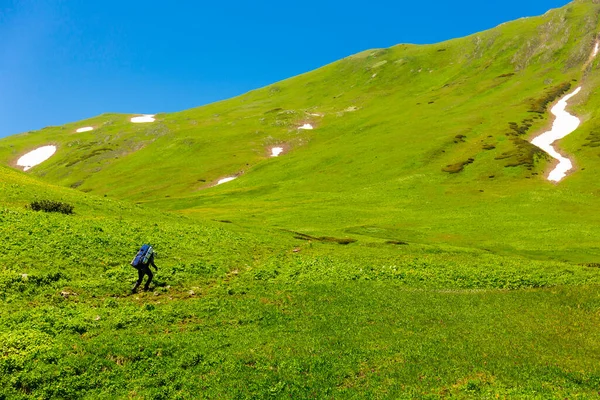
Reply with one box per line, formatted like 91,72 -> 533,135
131,244 -> 153,268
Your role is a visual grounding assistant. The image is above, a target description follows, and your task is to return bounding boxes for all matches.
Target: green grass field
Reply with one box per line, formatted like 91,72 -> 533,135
2,0 -> 600,398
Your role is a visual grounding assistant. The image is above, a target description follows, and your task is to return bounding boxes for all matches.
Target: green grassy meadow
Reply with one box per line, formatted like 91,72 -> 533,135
2,0 -> 600,398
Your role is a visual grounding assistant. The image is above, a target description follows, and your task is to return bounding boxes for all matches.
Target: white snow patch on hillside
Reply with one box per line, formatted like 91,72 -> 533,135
530,87 -> 581,183
271,147 -> 283,157
76,127 -> 94,133
298,123 -> 313,130
217,177 -> 237,185
131,115 -> 155,123
594,41 -> 599,58
17,145 -> 57,171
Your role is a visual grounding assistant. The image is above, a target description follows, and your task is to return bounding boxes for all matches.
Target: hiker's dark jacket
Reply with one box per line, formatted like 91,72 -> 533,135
132,253 -> 158,292
137,253 -> 157,270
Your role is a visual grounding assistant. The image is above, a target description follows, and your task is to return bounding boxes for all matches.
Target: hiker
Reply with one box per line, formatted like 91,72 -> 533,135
131,244 -> 158,293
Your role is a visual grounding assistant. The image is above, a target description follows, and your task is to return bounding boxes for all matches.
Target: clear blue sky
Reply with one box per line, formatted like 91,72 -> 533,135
0,0 -> 571,138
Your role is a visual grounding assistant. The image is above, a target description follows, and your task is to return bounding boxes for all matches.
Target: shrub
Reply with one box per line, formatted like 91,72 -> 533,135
583,130 -> 600,147
495,138 -> 548,168
507,121 -> 531,136
442,158 -> 475,173
529,82 -> 571,113
29,200 -> 74,215
454,134 -> 467,143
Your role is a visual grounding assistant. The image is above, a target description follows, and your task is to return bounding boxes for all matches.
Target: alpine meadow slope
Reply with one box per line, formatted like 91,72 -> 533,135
3,156 -> 600,398
2,0 -> 600,398
3,1 -> 600,261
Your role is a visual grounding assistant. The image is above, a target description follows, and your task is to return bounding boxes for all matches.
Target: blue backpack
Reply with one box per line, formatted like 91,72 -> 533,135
131,244 -> 153,268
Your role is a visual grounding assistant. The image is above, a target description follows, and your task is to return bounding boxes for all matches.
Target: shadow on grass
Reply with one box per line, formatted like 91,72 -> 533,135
284,230 -> 357,245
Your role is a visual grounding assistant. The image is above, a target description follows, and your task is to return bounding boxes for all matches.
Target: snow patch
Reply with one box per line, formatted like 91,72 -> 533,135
131,114 -> 155,123
530,87 -> 582,183
17,145 -> 57,171
594,41 -> 599,58
76,126 -> 94,133
298,123 -> 313,130
271,147 -> 283,157
217,177 -> 237,185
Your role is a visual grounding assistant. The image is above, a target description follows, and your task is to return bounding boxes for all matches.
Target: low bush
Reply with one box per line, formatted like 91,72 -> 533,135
507,120 -> 533,137
442,158 -> 475,173
495,138 -> 548,168
29,200 -> 74,215
454,134 -> 467,143
583,130 -> 600,147
529,82 -> 571,113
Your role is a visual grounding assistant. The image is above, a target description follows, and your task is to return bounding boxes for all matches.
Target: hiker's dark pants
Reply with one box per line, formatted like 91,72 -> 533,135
132,265 -> 153,291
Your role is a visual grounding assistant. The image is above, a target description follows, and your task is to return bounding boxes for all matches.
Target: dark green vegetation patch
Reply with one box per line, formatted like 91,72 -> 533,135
528,82 -> 572,113
583,130 -> 600,147
29,200 -> 74,215
495,138 -> 549,168
442,157 -> 474,173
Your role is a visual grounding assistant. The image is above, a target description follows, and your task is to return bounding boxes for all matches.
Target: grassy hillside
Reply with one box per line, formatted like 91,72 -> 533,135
2,0 -> 600,397
2,166 -> 600,398
2,2 -> 600,263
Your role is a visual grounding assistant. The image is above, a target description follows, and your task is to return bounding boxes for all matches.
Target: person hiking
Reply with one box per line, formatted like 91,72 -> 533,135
131,245 -> 158,293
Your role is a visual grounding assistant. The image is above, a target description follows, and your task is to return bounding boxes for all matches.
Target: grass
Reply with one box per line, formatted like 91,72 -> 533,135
1,0 -> 600,397
2,160 -> 600,398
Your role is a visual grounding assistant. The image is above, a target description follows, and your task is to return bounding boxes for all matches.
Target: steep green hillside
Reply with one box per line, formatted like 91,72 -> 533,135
2,2 -> 600,263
